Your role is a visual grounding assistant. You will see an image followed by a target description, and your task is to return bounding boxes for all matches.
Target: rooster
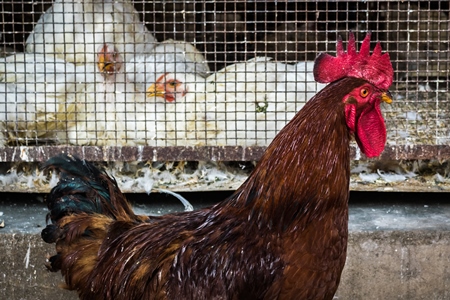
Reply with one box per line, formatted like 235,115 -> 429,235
42,32 -> 393,299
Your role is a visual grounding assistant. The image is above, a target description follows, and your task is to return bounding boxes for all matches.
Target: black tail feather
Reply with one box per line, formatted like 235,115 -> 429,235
42,154 -> 103,182
41,154 -> 144,280
42,154 -> 129,223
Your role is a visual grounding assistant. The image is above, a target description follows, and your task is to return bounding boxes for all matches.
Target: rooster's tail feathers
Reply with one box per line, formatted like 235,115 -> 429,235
42,154 -> 139,223
41,154 -> 149,291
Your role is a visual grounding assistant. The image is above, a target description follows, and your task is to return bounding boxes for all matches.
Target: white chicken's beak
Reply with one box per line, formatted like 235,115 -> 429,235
97,44 -> 118,74
98,54 -> 114,74
146,83 -> 166,99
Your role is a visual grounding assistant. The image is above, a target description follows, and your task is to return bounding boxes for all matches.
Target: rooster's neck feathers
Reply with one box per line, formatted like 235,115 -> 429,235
226,78 -> 366,231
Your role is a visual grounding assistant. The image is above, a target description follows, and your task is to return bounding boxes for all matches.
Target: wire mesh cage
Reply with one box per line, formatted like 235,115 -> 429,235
0,0 -> 449,191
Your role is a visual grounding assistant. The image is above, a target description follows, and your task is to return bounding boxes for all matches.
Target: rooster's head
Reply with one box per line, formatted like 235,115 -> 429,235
313,32 -> 394,158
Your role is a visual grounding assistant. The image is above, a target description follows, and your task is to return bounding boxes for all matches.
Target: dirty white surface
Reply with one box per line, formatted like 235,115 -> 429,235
2,159 -> 450,194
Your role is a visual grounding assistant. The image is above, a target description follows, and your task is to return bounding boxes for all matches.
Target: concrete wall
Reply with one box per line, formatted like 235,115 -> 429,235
1,230 -> 450,299
338,231 -> 450,299
0,234 -> 76,300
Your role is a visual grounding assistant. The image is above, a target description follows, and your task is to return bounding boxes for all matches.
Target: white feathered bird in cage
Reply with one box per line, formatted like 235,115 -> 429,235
146,57 -> 326,146
60,43 -> 190,147
126,39 -> 210,92
62,43 -> 145,146
0,44 -> 157,147
26,0 -> 157,64
0,53 -> 96,145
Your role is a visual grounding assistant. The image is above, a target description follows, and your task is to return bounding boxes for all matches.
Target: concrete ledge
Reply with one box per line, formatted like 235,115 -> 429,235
339,231 -> 450,299
0,234 -> 74,300
1,193 -> 450,299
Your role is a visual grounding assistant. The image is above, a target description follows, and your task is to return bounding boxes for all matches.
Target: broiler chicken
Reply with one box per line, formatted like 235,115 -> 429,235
0,83 -> 29,146
144,72 -> 211,146
41,32 -> 393,300
63,43 -> 182,147
0,53 -> 93,144
126,39 -> 210,92
63,43 -> 148,146
146,57 -> 326,146
26,0 -> 157,64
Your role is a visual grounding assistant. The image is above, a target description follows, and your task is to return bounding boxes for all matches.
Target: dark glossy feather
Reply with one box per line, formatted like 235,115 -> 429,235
43,154 -> 143,223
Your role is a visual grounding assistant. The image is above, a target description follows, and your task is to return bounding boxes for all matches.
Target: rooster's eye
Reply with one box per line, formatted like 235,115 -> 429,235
360,88 -> 369,98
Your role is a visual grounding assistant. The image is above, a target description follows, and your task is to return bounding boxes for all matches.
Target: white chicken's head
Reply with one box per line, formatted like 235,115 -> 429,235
146,73 -> 187,102
146,73 -> 204,102
97,43 -> 123,78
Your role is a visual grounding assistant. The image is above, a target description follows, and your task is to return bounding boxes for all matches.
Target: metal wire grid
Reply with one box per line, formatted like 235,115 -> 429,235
0,1 -> 448,161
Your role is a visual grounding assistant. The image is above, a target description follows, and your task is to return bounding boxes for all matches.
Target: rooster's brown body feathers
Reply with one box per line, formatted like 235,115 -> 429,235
42,78 -> 366,300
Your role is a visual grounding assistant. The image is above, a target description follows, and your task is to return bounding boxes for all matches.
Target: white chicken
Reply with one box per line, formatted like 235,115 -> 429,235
146,57 -> 326,146
26,0 -> 157,64
0,53 -> 91,145
126,39 -> 210,92
145,72 -> 210,146
0,53 -> 88,83
63,43 -> 135,145
64,43 -> 175,146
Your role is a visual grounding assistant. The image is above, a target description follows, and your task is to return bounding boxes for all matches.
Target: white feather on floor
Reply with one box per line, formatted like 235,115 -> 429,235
358,173 -> 380,183
376,169 -> 416,183
0,168 -> 19,186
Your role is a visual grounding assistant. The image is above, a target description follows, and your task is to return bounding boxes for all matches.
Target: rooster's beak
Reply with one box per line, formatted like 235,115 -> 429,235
147,83 -> 166,98
381,91 -> 393,104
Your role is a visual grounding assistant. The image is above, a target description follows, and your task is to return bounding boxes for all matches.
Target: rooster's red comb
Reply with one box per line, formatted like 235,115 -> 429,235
313,32 -> 393,90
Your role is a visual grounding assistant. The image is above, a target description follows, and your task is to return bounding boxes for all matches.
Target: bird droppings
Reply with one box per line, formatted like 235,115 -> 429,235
19,146 -> 30,161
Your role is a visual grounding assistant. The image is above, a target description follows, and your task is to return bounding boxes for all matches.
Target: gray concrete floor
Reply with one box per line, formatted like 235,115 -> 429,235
1,191 -> 450,299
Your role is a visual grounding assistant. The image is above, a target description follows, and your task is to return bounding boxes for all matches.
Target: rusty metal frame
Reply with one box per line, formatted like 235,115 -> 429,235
0,145 -> 448,163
